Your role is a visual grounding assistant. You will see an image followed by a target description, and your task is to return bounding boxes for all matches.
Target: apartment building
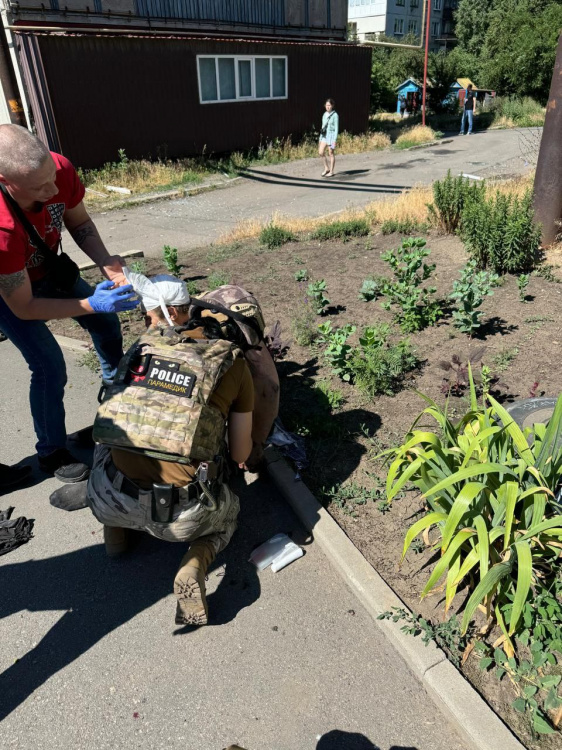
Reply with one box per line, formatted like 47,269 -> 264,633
348,0 -> 451,50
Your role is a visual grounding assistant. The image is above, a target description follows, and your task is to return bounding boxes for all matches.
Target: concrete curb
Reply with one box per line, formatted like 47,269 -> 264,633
78,248 -> 145,271
401,137 -> 455,152
88,176 -> 242,213
53,335 -> 90,353
264,446 -> 525,750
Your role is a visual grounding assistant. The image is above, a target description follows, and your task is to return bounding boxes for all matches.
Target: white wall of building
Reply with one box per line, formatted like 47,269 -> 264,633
349,0 -> 444,47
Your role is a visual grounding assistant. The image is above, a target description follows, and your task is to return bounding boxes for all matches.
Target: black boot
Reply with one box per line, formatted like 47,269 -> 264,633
38,449 -> 90,483
0,462 -> 32,491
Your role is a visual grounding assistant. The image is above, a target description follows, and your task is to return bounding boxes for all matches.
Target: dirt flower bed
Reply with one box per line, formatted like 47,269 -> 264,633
50,231 -> 562,748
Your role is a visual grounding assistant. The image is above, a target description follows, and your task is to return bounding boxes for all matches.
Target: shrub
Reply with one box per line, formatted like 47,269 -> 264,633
487,96 -> 545,128
291,304 -> 319,346
380,237 -> 441,333
162,245 -> 181,276
427,171 -> 485,234
318,321 -> 417,395
381,218 -> 429,235
259,223 -> 294,249
312,218 -> 370,241
461,189 -> 542,274
348,324 -> 418,397
449,260 -> 500,336
383,375 -> 562,647
307,280 -> 330,315
294,269 -> 309,282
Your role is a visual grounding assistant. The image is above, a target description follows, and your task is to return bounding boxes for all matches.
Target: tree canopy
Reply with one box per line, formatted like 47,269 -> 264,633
369,1 -> 562,111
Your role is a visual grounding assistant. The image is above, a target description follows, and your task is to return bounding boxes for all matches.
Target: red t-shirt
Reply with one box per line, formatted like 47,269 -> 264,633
0,152 -> 85,282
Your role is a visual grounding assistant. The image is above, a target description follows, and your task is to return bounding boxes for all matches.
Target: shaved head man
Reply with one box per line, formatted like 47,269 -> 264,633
0,125 -> 139,487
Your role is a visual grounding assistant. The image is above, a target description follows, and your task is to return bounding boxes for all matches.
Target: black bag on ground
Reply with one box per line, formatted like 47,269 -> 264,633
0,184 -> 80,293
0,506 -> 34,556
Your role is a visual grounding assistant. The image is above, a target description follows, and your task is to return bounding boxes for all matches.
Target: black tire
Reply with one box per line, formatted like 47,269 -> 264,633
505,398 -> 558,430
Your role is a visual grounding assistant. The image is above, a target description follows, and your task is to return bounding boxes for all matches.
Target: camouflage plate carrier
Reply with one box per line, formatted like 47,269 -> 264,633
93,327 -> 243,465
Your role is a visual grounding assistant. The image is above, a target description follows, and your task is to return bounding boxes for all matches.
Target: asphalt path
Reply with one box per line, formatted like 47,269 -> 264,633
0,340 -> 467,750
67,127 -> 538,263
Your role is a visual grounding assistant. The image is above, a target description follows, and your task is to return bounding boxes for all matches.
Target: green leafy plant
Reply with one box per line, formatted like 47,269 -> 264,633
449,259 -> 500,336
461,189 -> 542,275
259,223 -> 294,249
493,346 -> 520,373
186,280 -> 201,296
358,276 -> 386,302
321,482 -> 381,517
318,322 -> 418,396
307,280 -> 330,315
312,218 -> 370,242
382,372 -> 562,648
378,609 -> 470,668
318,322 -> 357,380
518,274 -> 530,302
427,170 -> 485,234
533,264 -> 560,283
476,640 -> 561,736
294,269 -> 309,282
314,380 -> 345,410
206,270 -> 231,290
380,237 -> 441,333
162,244 -> 181,276
348,324 -> 418,397
128,258 -> 147,275
77,347 -> 100,373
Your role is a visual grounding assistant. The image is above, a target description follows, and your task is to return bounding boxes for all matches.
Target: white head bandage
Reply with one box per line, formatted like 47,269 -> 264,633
123,269 -> 190,326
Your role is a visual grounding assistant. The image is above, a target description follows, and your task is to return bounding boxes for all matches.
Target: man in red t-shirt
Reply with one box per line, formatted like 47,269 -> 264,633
0,125 -> 139,486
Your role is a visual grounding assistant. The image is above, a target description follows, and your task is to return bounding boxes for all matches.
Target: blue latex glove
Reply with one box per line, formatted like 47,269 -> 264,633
87,280 -> 139,314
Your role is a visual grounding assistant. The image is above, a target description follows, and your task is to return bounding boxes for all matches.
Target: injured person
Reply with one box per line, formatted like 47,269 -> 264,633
83,273 -> 277,626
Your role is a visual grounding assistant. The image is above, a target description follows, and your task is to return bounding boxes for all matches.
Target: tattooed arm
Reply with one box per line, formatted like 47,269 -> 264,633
0,268 -> 94,320
64,201 -> 126,285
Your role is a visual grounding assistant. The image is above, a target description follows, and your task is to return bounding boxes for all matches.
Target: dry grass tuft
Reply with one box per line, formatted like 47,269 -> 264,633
372,112 -> 402,123
395,125 -> 438,150
217,173 -> 536,247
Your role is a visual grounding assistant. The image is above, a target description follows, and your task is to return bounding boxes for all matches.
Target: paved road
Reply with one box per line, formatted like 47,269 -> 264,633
0,340 -> 467,750
68,128 -> 536,263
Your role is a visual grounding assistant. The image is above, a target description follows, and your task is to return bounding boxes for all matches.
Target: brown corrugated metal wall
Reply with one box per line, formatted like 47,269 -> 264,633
22,34 -> 371,168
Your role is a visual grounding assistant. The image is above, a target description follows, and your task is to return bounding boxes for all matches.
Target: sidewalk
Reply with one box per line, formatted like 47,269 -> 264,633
0,340 -> 466,750
64,128 -> 536,263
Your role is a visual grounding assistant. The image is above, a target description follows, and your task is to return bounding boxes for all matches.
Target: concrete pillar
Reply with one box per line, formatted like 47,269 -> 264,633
533,32 -> 562,246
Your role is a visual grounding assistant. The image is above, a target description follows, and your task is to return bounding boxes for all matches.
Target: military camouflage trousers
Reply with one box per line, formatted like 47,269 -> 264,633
87,445 -> 240,554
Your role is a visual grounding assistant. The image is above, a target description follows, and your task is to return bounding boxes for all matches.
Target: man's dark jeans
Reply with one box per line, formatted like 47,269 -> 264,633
0,275 -> 122,457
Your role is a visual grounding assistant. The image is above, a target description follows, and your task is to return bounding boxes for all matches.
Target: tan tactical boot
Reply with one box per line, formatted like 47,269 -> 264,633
103,525 -> 129,558
174,539 -> 216,626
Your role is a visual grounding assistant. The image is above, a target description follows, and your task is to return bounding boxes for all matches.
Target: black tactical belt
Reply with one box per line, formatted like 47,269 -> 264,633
106,461 -> 206,503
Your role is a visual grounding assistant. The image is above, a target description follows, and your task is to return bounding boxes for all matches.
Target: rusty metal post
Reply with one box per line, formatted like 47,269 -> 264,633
534,32 -> 562,246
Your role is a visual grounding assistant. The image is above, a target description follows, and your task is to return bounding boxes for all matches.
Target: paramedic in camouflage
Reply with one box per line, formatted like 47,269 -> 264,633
192,285 -> 279,470
86,275 -> 255,626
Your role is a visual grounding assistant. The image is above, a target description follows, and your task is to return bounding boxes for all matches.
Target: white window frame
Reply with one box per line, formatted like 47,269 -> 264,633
431,20 -> 440,36
408,19 -> 418,34
197,54 -> 288,104
433,0 -> 442,9
394,18 -> 404,35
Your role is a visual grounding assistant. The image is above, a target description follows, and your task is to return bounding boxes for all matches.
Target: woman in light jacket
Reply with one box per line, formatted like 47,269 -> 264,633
319,98 -> 339,177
